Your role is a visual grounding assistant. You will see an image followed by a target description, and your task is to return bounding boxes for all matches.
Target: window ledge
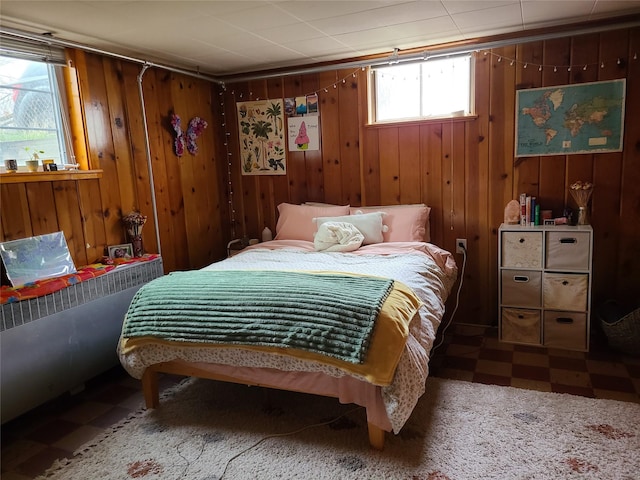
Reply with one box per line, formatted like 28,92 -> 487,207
366,115 -> 478,129
0,170 -> 102,184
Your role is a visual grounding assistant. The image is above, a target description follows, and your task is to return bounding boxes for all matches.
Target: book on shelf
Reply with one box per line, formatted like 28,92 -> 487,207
530,197 -> 536,226
518,194 -> 542,226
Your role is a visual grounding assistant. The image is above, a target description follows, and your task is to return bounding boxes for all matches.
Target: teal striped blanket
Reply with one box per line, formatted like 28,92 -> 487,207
122,270 -> 394,364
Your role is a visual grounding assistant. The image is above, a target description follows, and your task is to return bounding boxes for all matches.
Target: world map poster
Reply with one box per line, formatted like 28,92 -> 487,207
515,79 -> 625,157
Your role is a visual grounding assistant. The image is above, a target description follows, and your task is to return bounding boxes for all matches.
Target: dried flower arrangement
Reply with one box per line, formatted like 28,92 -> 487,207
569,181 -> 594,225
122,211 -> 147,237
569,181 -> 594,207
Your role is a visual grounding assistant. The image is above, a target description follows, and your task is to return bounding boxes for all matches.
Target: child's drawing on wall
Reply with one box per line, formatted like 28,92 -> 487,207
288,116 -> 319,151
295,121 -> 309,149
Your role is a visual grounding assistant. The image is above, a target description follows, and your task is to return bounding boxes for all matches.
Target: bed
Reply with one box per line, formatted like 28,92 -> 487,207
117,203 -> 457,449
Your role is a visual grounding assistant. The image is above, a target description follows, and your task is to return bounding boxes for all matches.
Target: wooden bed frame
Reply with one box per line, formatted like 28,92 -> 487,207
141,360 -> 387,450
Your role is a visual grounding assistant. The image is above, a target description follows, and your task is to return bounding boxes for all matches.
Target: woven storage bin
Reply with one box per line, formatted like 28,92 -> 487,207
598,303 -> 640,356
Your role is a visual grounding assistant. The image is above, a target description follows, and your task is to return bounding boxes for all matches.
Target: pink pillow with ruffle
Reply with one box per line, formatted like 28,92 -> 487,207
275,203 -> 350,241
350,204 -> 431,242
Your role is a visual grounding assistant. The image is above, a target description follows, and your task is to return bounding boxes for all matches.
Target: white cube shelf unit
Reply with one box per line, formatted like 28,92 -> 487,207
498,223 -> 593,352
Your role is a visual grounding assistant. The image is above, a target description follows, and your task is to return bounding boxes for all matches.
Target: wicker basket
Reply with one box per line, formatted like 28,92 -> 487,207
598,303 -> 640,356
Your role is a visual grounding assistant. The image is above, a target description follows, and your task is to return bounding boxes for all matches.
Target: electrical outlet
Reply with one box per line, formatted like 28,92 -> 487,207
456,238 -> 467,254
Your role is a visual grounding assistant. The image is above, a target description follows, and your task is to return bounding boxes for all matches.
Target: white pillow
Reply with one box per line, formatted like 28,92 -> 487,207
314,222 -> 364,252
314,212 -> 388,245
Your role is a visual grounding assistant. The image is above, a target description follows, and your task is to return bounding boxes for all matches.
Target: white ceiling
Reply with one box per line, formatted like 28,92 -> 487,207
1,1 -> 640,76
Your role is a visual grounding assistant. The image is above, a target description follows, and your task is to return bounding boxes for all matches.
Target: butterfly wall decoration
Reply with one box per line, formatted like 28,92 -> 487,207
171,114 -> 208,156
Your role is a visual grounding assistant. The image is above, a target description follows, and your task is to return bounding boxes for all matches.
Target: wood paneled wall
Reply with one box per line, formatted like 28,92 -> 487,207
73,50 -> 229,272
2,51 -> 228,274
0,178 -> 101,268
2,26 -> 639,328
224,26 -> 640,324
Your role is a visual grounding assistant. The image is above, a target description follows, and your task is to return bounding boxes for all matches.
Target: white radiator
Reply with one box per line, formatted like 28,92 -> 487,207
1,258 -> 163,423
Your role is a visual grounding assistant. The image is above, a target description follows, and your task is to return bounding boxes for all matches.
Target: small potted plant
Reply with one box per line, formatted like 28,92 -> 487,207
24,147 -> 44,172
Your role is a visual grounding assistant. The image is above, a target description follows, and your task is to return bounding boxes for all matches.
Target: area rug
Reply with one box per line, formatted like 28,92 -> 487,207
38,377 -> 639,480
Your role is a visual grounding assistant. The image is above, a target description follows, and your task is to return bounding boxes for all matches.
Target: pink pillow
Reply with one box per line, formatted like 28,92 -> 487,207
275,203 -> 350,241
350,204 -> 431,242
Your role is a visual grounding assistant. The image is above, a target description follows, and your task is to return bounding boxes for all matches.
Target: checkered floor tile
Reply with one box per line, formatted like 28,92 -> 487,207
429,325 -> 640,403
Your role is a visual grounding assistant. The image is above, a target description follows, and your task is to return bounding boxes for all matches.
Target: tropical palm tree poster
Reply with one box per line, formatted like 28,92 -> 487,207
237,99 -> 286,175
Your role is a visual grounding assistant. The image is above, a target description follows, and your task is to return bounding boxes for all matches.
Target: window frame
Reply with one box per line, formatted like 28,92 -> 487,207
368,53 -> 475,125
0,57 -> 74,171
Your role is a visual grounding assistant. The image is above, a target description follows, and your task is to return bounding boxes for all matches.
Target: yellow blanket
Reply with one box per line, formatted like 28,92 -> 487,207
119,280 -> 422,386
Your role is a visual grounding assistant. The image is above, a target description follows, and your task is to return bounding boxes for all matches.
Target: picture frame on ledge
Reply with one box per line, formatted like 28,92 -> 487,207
108,243 -> 134,259
0,232 -> 76,287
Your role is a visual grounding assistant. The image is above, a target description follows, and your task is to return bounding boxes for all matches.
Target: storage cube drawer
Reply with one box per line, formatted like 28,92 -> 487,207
543,273 -> 588,311
544,311 -> 587,350
498,224 -> 592,352
501,308 -> 541,345
501,231 -> 543,268
501,270 -> 541,307
545,231 -> 590,270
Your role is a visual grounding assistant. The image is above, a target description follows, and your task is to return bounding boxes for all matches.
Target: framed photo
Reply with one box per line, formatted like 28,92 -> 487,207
108,243 -> 133,259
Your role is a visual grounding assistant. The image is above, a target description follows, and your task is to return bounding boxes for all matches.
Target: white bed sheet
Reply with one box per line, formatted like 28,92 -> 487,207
118,241 -> 457,433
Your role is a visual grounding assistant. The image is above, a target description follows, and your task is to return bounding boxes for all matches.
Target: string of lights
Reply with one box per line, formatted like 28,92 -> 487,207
218,85 -> 237,240
316,69 -> 363,96
228,69 -> 365,101
371,49 -> 638,82
483,49 -> 638,72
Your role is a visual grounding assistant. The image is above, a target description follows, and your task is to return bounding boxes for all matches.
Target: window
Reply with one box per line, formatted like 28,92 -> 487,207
371,54 -> 473,123
0,57 -> 71,169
